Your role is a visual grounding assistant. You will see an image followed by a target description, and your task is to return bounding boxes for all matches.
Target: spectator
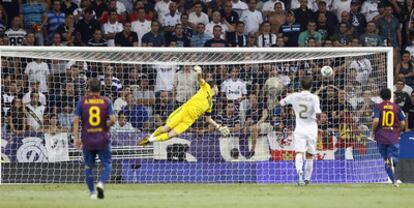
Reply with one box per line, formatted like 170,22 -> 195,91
153,63 -> 178,93
349,0 -> 366,36
160,1 -> 180,42
189,2 -> 209,27
8,97 -> 27,136
262,0 -> 286,17
51,32 -> 65,46
70,64 -> 87,99
406,40 -> 414,60
395,50 -> 414,88
191,23 -> 211,47
61,0 -> 78,16
232,0 -> 248,16
131,7 -> 151,46
103,10 -> 124,46
206,10 -> 232,39
73,0 -> 95,22
133,74 -> 156,123
243,93 -> 271,157
227,21 -> 248,47
102,75 -> 119,101
404,91 -> 414,131
247,32 -> 258,47
56,14 -> 75,46
378,4 -> 401,49
75,8 -> 101,46
46,0 -> 65,43
2,80 -> 21,117
21,0 -> 46,45
110,111 -> 136,133
58,103 -> 74,130
316,13 -> 335,41
348,56 -> 373,84
332,0 -> 352,22
24,59 -> 50,94
24,32 -> 36,46
331,23 -> 353,46
393,74 -> 413,94
122,93 -> 149,130
153,90 -> 174,127
268,2 -> 286,34
293,0 -> 314,30
180,13 -> 193,38
359,21 -> 383,46
5,16 -> 26,46
240,0 -> 263,35
279,10 -> 301,47
216,100 -> 243,161
257,21 -> 277,47
55,82 -> 77,113
168,24 -> 191,47
313,1 -> 339,27
155,0 -> 172,16
221,1 -> 239,25
0,6 -> 7,36
39,114 -> 67,134
87,29 -> 108,46
99,0 -> 126,24
142,20 -> 165,46
114,87 -> 130,112
361,0 -> 379,22
221,67 -> 247,102
394,79 -> 411,108
298,21 -> 322,46
128,1 -> 153,22
98,65 -> 123,92
173,65 -> 198,106
204,25 -> 229,47
26,92 -> 46,131
114,22 -> 138,46
23,80 -> 47,106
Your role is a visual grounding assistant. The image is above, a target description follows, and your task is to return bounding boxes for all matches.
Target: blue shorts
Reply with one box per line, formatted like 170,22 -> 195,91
82,145 -> 112,168
377,144 -> 399,160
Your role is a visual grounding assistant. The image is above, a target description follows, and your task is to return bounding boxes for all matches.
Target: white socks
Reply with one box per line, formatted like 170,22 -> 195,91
304,159 -> 314,181
295,154 -> 304,176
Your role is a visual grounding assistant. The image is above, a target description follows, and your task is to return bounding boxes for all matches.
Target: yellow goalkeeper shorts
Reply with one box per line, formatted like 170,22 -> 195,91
166,106 -> 198,135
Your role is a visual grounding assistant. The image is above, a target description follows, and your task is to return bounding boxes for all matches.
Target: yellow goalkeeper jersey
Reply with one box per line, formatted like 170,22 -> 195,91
182,80 -> 213,118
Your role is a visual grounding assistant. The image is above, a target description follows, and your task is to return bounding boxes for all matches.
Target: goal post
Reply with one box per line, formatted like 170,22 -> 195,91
1,46 -> 393,184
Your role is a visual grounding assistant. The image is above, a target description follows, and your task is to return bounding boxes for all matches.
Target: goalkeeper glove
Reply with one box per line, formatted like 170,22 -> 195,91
193,65 -> 202,74
218,125 -> 230,136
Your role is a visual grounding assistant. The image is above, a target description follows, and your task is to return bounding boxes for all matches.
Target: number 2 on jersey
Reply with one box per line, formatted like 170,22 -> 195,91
89,106 -> 101,126
299,104 -> 308,119
381,111 -> 394,127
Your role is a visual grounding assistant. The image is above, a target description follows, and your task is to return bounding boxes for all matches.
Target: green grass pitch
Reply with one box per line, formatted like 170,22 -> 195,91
1,184 -> 413,208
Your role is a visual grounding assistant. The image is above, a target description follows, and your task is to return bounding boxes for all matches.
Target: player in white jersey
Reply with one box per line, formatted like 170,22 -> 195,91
279,77 -> 321,186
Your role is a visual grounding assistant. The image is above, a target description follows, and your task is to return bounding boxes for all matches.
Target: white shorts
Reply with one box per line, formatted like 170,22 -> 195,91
293,131 -> 317,155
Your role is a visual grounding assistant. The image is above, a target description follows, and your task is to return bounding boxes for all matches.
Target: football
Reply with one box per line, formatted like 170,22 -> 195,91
321,65 -> 334,77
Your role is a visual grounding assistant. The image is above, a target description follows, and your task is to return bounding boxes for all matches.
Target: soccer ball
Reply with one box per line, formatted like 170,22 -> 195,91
320,66 -> 334,77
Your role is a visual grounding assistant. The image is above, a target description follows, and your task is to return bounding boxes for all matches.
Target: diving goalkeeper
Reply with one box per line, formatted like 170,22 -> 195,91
138,66 -> 230,146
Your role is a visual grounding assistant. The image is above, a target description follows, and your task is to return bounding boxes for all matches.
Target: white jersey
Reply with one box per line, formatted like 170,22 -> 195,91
280,91 -> 321,133
5,28 -> 26,46
220,78 -> 247,101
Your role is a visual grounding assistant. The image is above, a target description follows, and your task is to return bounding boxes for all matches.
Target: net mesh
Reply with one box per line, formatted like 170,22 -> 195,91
1,48 -> 390,183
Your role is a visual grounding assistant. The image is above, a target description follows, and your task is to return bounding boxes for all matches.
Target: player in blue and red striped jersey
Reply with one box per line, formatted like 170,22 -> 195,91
73,79 -> 117,199
372,88 -> 405,187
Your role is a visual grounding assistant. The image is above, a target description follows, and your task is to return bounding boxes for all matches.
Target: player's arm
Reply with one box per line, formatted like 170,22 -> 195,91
73,100 -> 82,149
371,106 -> 380,133
206,115 -> 230,136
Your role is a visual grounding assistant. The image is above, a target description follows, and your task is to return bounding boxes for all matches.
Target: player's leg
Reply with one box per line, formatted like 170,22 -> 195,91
304,135 -> 317,184
155,116 -> 196,141
378,144 -> 396,184
388,144 -> 400,186
83,149 -> 97,198
293,132 -> 306,186
96,145 -> 113,199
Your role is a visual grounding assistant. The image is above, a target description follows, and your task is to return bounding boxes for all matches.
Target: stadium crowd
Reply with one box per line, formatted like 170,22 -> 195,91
1,0 -> 414,154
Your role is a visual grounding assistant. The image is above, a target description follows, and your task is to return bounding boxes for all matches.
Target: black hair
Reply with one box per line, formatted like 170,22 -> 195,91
88,78 -> 101,93
301,77 -> 313,90
380,88 -> 392,100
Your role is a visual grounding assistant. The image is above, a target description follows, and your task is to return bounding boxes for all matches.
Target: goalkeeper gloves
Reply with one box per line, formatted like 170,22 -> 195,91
193,65 -> 202,74
218,125 -> 230,136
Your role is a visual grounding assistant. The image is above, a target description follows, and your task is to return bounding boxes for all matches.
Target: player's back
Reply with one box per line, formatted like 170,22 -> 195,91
281,91 -> 321,132
374,100 -> 405,144
77,95 -> 113,150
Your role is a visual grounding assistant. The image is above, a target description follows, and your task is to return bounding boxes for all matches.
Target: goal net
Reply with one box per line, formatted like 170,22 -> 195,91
0,47 -> 393,184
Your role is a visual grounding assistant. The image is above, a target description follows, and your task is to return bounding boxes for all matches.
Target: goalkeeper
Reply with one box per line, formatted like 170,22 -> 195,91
139,66 -> 230,145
